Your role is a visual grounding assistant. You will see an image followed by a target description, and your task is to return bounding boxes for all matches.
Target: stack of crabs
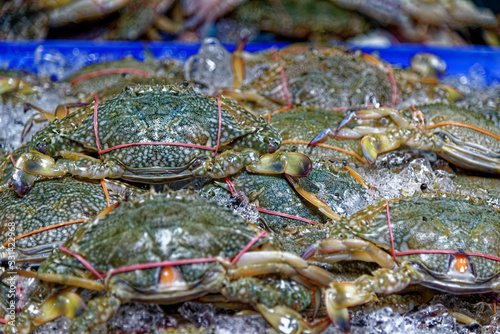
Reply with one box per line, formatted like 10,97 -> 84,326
1,42 -> 500,334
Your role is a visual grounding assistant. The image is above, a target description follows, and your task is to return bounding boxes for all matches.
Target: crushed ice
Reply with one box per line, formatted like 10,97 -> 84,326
184,38 -> 234,95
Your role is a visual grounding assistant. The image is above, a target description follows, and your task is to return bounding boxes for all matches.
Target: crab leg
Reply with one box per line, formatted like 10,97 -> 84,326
229,251 -> 335,287
13,269 -> 104,291
302,238 -> 396,269
284,174 -> 342,221
49,0 -> 128,26
11,151 -> 126,196
232,36 -> 248,90
308,107 -> 411,147
325,263 -> 425,332
257,304 -> 331,334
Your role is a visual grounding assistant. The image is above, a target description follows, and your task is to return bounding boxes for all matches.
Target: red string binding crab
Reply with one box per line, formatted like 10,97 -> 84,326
10,84 -> 313,197
4,193 -> 335,334
298,193 -> 500,332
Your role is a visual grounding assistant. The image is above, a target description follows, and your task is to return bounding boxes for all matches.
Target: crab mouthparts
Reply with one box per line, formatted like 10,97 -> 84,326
445,252 -> 476,281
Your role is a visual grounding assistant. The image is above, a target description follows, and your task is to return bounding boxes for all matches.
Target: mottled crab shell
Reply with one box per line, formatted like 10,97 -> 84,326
243,47 -> 394,111
346,194 -> 500,279
64,85 -> 281,168
271,106 -> 366,164
0,177 -> 121,250
39,194 -> 260,290
203,161 -> 371,233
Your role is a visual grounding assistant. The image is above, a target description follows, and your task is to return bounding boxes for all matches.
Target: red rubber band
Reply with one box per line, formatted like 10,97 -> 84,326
93,92 -> 102,155
384,201 -> 500,264
257,208 -> 317,225
98,142 -> 216,154
92,92 -> 223,155
386,64 -> 397,106
224,177 -> 239,196
58,229 -> 269,278
385,200 -> 398,265
231,230 -> 269,265
8,153 -> 15,165
59,246 -> 105,280
71,68 -> 150,86
108,257 -> 222,277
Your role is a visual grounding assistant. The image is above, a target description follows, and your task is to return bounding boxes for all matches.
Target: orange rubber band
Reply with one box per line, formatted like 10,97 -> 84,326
3,219 -> 86,247
100,179 -> 110,207
424,121 -> 500,142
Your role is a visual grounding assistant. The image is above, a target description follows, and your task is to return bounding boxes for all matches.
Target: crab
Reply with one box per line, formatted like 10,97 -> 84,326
5,193 -> 335,334
202,160 -> 373,234
221,44 -> 462,114
294,193 -> 500,331
309,103 -> 500,175
10,84 -> 312,197
219,0 -> 367,42
66,55 -> 185,103
1,0 -> 174,40
0,176 -> 144,267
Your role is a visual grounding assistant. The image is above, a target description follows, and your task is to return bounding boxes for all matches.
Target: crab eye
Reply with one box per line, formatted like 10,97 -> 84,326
36,142 -> 47,154
267,141 -> 279,153
191,156 -> 207,168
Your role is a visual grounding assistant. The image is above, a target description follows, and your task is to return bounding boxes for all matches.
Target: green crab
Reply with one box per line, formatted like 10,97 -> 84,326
270,106 -> 368,165
0,177 -> 143,267
202,160 -> 373,233
222,0 -> 367,42
10,84 -> 312,196
225,45 -> 462,114
66,55 -> 185,103
296,193 -> 500,331
6,194 -> 335,334
309,103 -> 500,174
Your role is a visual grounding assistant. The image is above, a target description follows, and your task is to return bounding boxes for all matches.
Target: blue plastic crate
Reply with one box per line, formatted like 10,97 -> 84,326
1,40 -> 499,84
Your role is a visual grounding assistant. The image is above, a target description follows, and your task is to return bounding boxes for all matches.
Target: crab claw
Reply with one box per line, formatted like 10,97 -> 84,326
11,164 -> 36,198
257,303 -> 330,334
360,134 -> 401,165
34,290 -> 85,326
17,151 -> 68,176
247,152 -> 312,177
308,127 -> 337,147
12,151 -> 69,196
325,283 -> 372,333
